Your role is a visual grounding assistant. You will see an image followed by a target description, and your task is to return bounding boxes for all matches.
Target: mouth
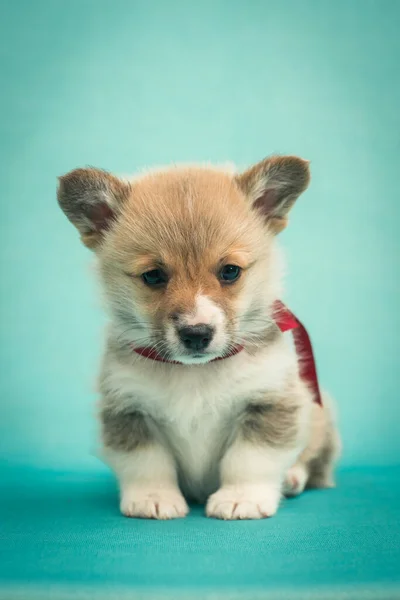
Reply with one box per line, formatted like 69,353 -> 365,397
173,342 -> 244,365
131,338 -> 221,364
174,351 -> 220,365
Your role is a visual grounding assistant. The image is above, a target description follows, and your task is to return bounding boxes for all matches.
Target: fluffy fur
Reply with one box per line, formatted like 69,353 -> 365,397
57,156 -> 340,520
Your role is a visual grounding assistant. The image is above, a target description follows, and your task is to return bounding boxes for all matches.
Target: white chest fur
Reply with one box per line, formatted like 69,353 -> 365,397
101,338 -> 297,500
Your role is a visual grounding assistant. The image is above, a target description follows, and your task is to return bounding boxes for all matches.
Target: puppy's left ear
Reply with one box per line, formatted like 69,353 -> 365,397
236,155 -> 310,233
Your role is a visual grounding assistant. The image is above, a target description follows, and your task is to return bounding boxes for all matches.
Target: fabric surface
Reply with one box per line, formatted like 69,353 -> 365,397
1,467 -> 399,600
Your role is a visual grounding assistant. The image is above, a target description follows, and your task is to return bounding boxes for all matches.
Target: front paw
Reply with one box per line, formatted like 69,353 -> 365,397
120,487 -> 189,520
206,484 -> 281,520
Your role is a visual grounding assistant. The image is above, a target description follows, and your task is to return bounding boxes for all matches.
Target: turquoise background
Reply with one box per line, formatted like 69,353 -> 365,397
1,0 -> 399,473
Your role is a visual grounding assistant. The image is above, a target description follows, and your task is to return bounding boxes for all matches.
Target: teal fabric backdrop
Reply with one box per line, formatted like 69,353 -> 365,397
1,0 -> 399,474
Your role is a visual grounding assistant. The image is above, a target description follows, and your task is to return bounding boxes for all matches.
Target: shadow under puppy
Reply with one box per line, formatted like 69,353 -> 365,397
57,156 -> 340,520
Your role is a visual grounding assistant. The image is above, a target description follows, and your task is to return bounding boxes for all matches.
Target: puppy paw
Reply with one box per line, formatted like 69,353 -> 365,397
283,464 -> 308,497
206,484 -> 281,520
120,488 -> 189,520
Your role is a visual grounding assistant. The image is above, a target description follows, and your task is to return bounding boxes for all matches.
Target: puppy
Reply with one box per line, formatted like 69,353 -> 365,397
57,156 -> 340,520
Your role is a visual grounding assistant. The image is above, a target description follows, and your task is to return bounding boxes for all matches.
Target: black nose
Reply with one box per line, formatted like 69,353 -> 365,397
178,325 -> 214,351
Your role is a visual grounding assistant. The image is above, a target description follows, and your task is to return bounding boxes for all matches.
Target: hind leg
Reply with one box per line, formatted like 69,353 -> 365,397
284,397 -> 341,497
283,432 -> 338,496
306,425 -> 340,489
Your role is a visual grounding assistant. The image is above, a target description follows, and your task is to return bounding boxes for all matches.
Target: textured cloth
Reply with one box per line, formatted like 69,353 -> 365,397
0,468 -> 399,599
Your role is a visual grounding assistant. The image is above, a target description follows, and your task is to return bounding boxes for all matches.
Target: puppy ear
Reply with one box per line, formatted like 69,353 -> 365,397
57,168 -> 130,249
236,156 -> 310,234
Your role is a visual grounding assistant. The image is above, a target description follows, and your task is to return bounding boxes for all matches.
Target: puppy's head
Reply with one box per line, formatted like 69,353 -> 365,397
58,156 -> 310,364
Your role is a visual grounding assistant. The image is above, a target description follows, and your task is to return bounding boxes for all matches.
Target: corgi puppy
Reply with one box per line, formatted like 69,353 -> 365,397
57,156 -> 340,520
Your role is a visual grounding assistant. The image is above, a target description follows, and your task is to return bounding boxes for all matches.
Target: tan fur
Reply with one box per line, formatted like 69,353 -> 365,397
100,168 -> 264,329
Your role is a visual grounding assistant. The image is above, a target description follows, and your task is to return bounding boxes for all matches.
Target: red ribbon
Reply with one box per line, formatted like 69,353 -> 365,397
273,301 -> 323,406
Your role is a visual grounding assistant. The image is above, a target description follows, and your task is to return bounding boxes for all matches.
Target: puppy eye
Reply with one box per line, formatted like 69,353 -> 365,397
142,269 -> 168,287
219,264 -> 242,283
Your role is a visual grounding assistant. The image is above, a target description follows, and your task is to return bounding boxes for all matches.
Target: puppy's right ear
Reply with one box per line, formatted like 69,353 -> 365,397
236,156 -> 310,234
57,168 -> 130,250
